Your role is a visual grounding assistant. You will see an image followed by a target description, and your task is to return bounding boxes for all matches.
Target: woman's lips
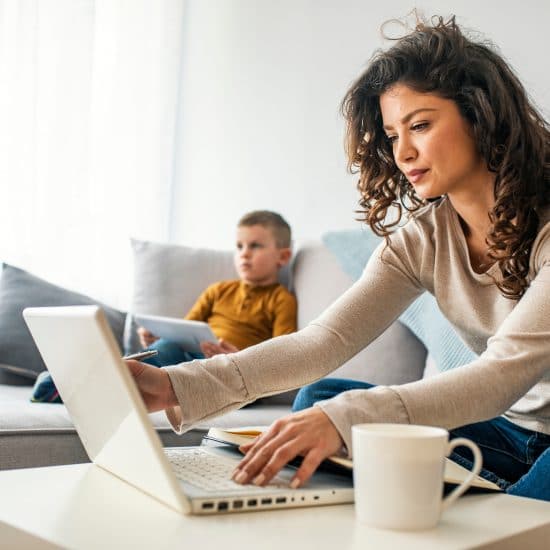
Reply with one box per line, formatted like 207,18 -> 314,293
407,169 -> 429,184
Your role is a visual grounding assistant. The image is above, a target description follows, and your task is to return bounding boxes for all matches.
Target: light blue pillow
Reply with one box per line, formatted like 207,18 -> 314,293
322,230 -> 478,372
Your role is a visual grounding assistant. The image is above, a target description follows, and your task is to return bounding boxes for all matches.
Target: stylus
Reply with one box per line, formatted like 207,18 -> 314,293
123,350 -> 159,361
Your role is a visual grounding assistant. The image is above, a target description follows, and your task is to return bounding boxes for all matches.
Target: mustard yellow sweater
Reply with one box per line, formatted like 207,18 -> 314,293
184,280 -> 297,351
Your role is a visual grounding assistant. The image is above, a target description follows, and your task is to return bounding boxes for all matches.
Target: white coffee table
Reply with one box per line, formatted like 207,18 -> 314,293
1,463 -> 549,550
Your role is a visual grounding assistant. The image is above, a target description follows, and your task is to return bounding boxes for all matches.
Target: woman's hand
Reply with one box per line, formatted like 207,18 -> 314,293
200,339 -> 239,358
124,360 -> 178,412
137,326 -> 158,348
232,407 -> 344,488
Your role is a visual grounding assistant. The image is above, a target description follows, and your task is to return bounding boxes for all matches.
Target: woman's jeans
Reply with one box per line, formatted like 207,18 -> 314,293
141,338 -> 204,367
293,378 -> 550,502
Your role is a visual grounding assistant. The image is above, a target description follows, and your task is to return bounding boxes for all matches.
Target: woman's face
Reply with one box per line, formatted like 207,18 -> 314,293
379,83 -> 491,201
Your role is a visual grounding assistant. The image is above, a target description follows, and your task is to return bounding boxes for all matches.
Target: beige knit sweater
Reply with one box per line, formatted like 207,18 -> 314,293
165,197 -> 550,456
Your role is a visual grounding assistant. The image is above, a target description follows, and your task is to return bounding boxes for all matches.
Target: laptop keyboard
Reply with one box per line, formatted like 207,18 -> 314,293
165,447 -> 290,492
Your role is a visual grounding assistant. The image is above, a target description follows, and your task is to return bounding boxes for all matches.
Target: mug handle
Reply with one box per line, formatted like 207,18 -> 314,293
441,437 -> 483,511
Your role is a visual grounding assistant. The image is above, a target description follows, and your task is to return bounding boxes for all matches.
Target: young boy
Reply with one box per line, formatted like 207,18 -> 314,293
138,210 -> 297,366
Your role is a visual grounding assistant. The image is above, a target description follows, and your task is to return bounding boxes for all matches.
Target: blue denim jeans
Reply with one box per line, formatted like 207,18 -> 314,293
141,338 -> 204,367
293,378 -> 550,502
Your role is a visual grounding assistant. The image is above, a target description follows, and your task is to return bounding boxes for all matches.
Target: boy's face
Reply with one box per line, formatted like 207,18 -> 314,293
234,224 -> 291,286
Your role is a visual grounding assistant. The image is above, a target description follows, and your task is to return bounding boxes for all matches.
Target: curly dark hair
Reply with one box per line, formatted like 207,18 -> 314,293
341,15 -> 550,299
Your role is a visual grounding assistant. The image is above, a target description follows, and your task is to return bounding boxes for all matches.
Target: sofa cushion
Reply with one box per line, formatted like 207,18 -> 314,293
322,230 -> 478,371
0,264 -> 127,385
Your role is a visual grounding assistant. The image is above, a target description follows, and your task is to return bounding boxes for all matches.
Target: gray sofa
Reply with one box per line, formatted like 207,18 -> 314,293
0,239 -> 428,470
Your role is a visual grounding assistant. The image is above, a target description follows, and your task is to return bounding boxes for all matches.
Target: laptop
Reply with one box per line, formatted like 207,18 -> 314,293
23,305 -> 353,515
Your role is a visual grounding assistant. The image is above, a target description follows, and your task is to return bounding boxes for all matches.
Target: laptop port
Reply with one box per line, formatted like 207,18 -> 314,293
275,497 -> 287,504
247,499 -> 258,507
201,502 -> 214,510
313,495 -> 320,500
217,501 -> 229,511
261,498 -> 272,505
232,500 -> 243,509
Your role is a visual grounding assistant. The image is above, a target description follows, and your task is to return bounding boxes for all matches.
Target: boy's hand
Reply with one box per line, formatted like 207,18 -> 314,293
137,326 -> 158,348
200,339 -> 239,358
124,360 -> 178,412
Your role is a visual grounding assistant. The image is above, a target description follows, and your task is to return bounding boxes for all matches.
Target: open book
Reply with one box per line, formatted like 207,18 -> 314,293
204,426 -> 501,492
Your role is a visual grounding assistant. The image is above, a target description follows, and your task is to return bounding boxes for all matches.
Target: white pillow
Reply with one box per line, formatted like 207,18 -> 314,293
130,239 -> 237,318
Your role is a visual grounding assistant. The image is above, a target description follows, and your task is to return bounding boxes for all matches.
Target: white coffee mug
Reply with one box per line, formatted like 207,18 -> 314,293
351,423 -> 482,530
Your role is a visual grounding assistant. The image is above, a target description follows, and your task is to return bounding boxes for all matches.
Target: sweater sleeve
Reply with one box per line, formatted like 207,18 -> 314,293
164,238 -> 425,433
319,252 -> 550,456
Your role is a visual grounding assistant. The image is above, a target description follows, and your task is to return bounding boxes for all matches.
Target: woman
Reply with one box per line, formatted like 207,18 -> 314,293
127,16 -> 550,500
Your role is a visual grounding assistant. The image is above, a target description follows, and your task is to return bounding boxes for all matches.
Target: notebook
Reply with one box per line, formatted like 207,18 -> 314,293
23,305 -> 353,515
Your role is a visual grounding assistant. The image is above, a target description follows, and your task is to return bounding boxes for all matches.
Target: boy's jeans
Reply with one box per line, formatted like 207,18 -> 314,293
292,378 -> 550,502
141,338 -> 204,367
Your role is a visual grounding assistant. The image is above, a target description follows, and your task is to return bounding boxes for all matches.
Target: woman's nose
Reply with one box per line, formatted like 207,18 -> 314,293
395,135 -> 417,164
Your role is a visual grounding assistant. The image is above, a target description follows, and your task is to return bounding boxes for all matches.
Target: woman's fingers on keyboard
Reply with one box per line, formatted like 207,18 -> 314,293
232,422 -> 285,483
232,408 -> 344,487
290,448 -> 326,488
250,438 -> 303,487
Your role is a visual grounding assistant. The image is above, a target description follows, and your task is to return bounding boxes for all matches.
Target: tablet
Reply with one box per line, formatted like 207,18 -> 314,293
134,313 -> 218,355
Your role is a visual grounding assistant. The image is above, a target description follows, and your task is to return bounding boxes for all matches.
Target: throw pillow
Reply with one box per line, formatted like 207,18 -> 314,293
322,230 -> 478,372
130,239 -> 239,318
125,239 -> 239,353
0,264 -> 127,385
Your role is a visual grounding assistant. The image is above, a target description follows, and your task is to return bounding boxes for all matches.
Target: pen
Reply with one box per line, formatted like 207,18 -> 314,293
123,350 -> 159,361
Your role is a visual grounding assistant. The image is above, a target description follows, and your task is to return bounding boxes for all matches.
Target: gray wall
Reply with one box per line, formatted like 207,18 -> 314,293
171,0 -> 550,248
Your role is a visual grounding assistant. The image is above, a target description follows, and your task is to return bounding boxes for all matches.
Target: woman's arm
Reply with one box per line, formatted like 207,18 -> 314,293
225,259 -> 550,488
162,240 -> 424,433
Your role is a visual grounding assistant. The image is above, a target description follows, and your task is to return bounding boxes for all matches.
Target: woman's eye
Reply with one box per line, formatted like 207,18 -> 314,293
411,122 -> 429,132
386,135 -> 397,144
